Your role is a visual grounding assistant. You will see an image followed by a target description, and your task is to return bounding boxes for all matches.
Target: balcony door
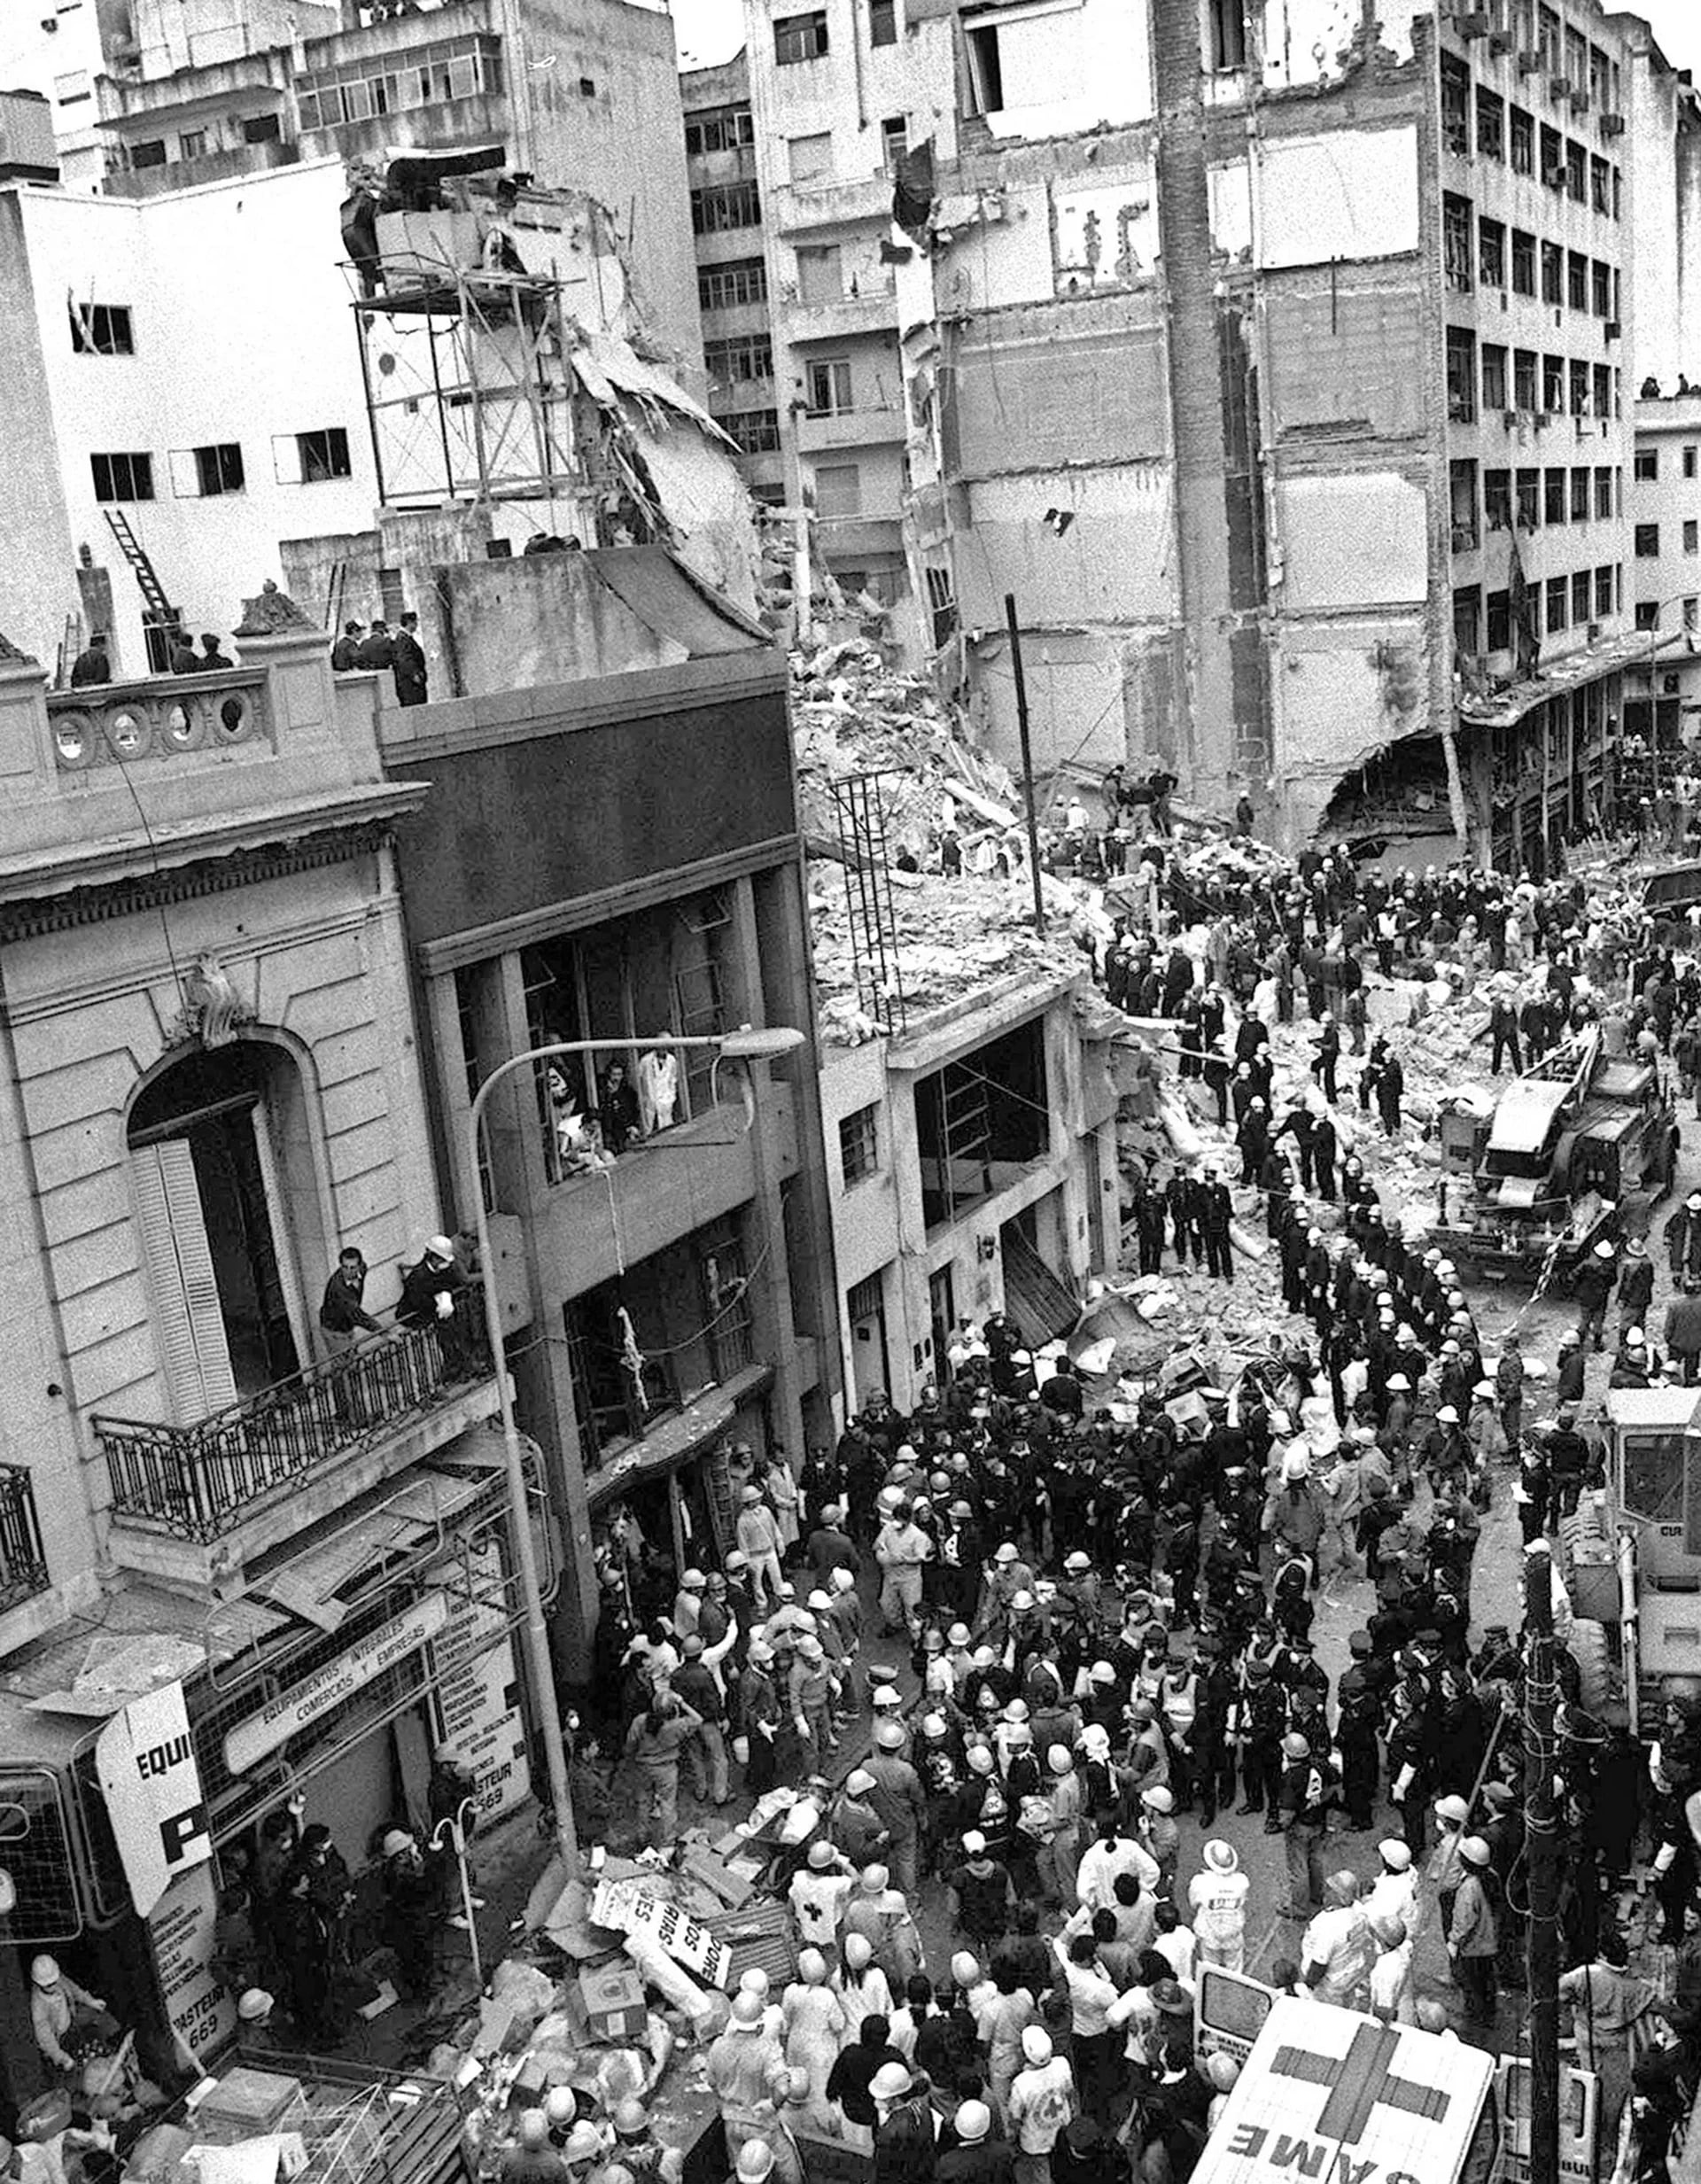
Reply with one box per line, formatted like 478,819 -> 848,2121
130,1044 -> 314,1418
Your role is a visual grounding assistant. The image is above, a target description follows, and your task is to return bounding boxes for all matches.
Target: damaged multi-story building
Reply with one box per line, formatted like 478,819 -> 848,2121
742,0 -> 1658,861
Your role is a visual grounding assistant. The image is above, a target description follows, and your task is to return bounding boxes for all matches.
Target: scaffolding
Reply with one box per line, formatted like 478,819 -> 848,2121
829,771 -> 907,1036
347,247 -> 585,515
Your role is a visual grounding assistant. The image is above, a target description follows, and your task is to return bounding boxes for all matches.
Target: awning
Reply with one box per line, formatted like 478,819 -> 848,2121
586,1364 -> 775,1507
1459,627 -> 1671,728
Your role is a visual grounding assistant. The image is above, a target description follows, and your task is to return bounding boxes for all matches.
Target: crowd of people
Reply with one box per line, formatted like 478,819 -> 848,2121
551,835 -> 1701,2184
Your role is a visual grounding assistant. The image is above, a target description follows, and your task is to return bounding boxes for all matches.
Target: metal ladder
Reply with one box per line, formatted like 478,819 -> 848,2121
103,508 -> 172,619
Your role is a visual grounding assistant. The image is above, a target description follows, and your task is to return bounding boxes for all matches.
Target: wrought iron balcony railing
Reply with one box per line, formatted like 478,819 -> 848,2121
93,1294 -> 490,1542
0,1465 -> 50,1613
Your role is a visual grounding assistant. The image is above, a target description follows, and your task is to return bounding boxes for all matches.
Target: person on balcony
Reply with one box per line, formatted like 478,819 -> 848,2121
398,1235 -> 479,1380
319,1247 -> 384,1360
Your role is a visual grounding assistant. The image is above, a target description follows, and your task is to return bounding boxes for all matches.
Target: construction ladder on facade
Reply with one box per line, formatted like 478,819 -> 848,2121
103,508 -> 173,621
702,1439 -> 735,1566
939,1067 -> 992,1221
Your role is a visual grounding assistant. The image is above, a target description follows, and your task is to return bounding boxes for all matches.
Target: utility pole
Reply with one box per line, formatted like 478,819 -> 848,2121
1523,1537 -> 1559,2184
1003,593 -> 1046,936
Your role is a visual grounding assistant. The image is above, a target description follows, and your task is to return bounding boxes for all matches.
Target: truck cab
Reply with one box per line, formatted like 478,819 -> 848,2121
1195,1971 -> 1608,2184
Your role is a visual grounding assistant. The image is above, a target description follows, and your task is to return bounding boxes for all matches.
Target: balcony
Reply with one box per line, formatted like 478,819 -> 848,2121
94,1295 -> 500,1584
0,1466 -> 50,1616
771,171 -> 897,236
48,670 -> 273,773
796,404 -> 905,453
788,280 -> 897,342
103,137 -> 301,198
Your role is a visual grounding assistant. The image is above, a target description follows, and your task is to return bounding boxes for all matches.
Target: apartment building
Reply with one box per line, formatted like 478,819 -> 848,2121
684,52 -> 785,499
1622,12 -> 1701,744
742,0 -> 936,627
877,0 -> 1646,863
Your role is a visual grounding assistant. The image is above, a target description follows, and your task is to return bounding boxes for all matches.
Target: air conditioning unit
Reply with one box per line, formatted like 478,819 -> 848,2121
1456,10 -> 1489,35
1544,164 -> 1568,187
1503,408 -> 1519,427
1605,319 -> 1620,340
1571,90 -> 1590,113
1499,290 -> 1510,311
1516,47 -> 1542,70
1588,621 -> 1602,641
1550,75 -> 1572,100
1534,410 -> 1550,430
1487,27 -> 1511,51
1602,113 -> 1625,136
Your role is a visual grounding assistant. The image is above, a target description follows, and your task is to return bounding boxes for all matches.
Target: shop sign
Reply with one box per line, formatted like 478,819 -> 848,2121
428,1537 -> 531,1822
592,1876 -> 733,1991
150,1861 -> 236,2067
223,1592 -> 449,1776
95,1680 -> 211,1919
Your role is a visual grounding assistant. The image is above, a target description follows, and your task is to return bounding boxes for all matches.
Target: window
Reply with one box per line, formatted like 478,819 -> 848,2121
130,139 -> 167,170
1484,469 -> 1512,532
1596,467 -> 1613,517
1635,448 -> 1659,482
1591,260 -> 1611,318
1591,152 -> 1610,214
1511,105 -> 1534,175
1571,468 -> 1589,522
90,451 -> 153,502
796,243 -> 843,304
1573,570 -> 1591,626
1544,469 -> 1566,526
1686,599 -> 1699,631
242,113 -> 282,144
1566,251 -> 1588,312
1636,602 -> 1660,632
1208,0 -> 1247,68
1541,240 -> 1562,306
839,1103 -> 880,1184
1687,447 -> 1698,481
282,427 -> 351,485
1565,139 -> 1585,202
870,0 -> 897,43
1545,575 -> 1568,633
1636,523 -> 1661,558
1541,122 -> 1563,187
1446,327 -> 1477,423
698,256 -> 767,310
684,103 -> 755,154
807,358 -> 854,415
1511,229 -> 1535,298
1688,520 -> 1699,556
925,563 -> 958,648
705,336 -> 773,386
1569,360 -> 1588,417
1542,354 -> 1565,416
725,408 -> 781,454
1596,565 -> 1615,618
1444,195 -> 1473,291
965,21 -> 1004,114
788,132 -> 832,182
1453,585 -> 1482,657
1513,349 -> 1538,411
1476,86 -> 1504,160
1450,459 -> 1480,552
1516,469 -> 1539,529
814,462 -> 862,517
1487,590 -> 1511,650
1482,346 -> 1508,413
774,10 -> 829,61
881,114 -> 907,170
169,442 -> 245,497
179,128 -> 206,159
53,69 -> 90,105
1441,55 -> 1471,156
69,303 -> 133,356
1478,219 -> 1505,290
691,180 -> 761,232
1595,363 -> 1612,420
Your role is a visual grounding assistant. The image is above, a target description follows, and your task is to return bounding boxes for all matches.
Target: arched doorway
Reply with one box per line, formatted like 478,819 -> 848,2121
128,1040 -> 325,1415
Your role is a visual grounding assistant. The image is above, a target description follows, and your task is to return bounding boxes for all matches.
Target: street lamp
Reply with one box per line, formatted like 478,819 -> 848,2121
467,1023 -> 808,1882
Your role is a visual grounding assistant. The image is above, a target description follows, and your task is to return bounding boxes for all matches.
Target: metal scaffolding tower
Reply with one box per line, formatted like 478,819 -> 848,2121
830,771 -> 907,1037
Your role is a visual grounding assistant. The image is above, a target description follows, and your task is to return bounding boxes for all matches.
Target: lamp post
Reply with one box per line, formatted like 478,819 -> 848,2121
467,1023 -> 808,1882
430,1794 -> 484,1990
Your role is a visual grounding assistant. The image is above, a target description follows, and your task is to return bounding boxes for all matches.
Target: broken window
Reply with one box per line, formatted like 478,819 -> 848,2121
1441,56 -> 1471,157
69,303 -> 133,356
881,114 -> 908,170
1511,230 -> 1535,297
915,1018 -> 1048,1229
1453,585 -> 1482,659
1478,220 -> 1505,291
925,564 -> 958,649
774,10 -> 829,61
1208,0 -> 1247,70
1513,349 -> 1538,411
964,21 -> 1004,117
807,358 -> 854,414
169,442 -> 245,498
1484,470 -> 1512,532
1475,86 -> 1504,161
1487,590 -> 1511,651
685,103 -> 755,155
725,409 -> 781,454
1482,345 -> 1508,413
1444,196 -> 1473,291
1450,460 -> 1480,552
839,1104 -> 881,1183
1446,329 -> 1477,424
1510,106 -> 1534,176
704,336 -> 773,387
1516,468 -> 1540,530
1544,469 -> 1566,526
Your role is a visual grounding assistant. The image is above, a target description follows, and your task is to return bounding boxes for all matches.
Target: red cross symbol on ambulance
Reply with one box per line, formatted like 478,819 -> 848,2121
1271,2023 -> 1453,2146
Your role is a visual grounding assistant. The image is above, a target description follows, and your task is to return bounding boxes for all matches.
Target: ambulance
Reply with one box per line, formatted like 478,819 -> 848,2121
1192,1970 -> 1612,2184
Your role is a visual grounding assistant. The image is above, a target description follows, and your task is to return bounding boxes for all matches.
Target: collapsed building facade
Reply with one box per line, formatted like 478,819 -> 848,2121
744,0 -> 1651,860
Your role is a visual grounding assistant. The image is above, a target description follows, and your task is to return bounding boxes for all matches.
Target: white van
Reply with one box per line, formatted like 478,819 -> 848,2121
1193,1969 -> 1608,2184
